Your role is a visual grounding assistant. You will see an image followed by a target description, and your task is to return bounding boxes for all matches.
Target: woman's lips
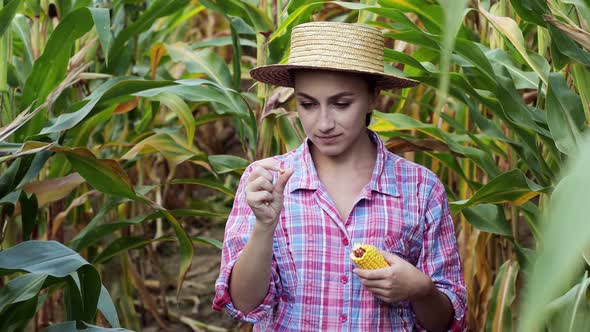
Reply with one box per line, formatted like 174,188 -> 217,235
316,134 -> 341,144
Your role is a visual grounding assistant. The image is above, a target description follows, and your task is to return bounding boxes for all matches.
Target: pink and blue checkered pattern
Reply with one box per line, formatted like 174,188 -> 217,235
213,130 -> 466,331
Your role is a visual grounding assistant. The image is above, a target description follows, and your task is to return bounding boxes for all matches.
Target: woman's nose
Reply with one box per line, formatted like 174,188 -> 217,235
317,106 -> 335,132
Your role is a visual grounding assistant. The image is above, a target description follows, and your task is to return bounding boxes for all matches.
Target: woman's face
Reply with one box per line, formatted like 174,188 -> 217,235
293,69 -> 377,158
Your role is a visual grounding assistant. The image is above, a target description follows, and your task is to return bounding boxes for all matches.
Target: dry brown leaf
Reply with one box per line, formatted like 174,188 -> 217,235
49,190 -> 97,239
114,97 -> 140,114
23,173 -> 86,207
544,15 -> 590,52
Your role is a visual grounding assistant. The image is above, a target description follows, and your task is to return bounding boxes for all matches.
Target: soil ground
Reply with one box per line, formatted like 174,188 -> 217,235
140,225 -> 251,332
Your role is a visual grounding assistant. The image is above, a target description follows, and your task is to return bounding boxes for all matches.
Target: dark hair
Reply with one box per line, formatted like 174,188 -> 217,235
362,74 -> 378,126
288,69 -> 379,126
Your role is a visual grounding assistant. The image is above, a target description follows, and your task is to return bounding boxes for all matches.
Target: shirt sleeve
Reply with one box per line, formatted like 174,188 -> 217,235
212,164 -> 282,323
415,176 -> 467,331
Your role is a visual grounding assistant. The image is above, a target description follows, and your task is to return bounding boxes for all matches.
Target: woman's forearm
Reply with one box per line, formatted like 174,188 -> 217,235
411,280 -> 454,332
229,222 -> 276,314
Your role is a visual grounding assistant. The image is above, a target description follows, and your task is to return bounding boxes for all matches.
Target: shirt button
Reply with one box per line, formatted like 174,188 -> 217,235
342,238 -> 349,246
281,294 -> 289,302
340,276 -> 348,284
339,314 -> 347,323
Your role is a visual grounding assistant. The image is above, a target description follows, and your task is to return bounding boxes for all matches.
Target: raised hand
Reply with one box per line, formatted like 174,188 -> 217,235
244,159 -> 294,230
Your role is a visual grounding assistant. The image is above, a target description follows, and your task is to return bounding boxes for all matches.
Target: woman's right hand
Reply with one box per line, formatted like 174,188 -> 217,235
244,159 -> 294,230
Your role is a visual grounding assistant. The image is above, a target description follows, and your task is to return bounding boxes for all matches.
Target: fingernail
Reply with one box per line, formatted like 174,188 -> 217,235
279,168 -> 285,174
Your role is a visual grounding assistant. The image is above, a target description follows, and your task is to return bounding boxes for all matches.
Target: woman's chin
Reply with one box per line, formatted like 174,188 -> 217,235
312,143 -> 345,157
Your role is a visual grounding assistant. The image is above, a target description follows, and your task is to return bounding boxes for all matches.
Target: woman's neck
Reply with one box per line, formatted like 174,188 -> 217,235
310,130 -> 378,177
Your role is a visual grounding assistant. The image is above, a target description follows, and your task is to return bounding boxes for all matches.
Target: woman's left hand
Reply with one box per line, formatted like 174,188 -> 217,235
353,251 -> 436,304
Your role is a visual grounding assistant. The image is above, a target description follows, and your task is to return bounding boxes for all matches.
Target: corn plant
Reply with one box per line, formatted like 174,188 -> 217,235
0,0 -> 588,331
0,0 -> 258,330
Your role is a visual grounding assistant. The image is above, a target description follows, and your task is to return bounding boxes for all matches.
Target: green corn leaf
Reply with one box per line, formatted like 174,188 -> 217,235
0,241 -> 116,325
479,4 -> 549,85
548,25 -> 590,68
486,260 -> 519,332
378,0 -> 441,31
18,191 -> 37,241
198,0 -> 273,33
208,155 -> 249,174
571,64 -> 590,117
518,135 -> 590,331
43,321 -> 133,332
461,204 -> 512,236
0,273 -> 47,312
52,146 -> 137,200
150,92 -> 196,147
170,178 -> 235,198
75,265 -> 102,323
108,0 -> 191,72
18,7 -> 112,140
157,209 -> 193,297
98,286 -> 120,328
373,111 -> 500,177
93,237 -> 153,264
69,197 -> 128,251
546,72 -> 586,156
0,240 -> 86,277
0,0 -> 22,37
544,274 -> 590,331
121,132 -> 201,168
508,0 -> 549,26
73,214 -> 157,252
0,296 -> 40,331
192,236 -> 223,250
89,8 -> 111,65
450,169 -> 550,214
40,78 -> 175,135
166,42 -> 232,87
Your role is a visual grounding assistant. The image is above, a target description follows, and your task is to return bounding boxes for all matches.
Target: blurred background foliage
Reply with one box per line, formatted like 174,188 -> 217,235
0,0 -> 589,331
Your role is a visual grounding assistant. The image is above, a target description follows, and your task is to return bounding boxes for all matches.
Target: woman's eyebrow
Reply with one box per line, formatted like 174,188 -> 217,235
296,92 -> 356,101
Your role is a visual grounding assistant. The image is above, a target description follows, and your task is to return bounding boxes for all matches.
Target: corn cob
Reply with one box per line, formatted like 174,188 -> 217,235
350,243 -> 389,269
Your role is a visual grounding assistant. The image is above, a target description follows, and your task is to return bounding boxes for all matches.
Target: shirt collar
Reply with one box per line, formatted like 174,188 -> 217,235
287,129 -> 400,197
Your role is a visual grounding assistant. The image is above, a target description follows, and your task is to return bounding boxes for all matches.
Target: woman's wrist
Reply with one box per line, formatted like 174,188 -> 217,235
410,271 -> 437,302
253,219 -> 279,236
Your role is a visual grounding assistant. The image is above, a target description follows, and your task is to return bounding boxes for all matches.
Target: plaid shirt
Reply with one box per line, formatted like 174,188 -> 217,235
213,130 -> 466,331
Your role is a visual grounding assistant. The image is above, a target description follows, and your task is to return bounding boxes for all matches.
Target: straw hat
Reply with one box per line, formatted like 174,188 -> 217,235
249,21 -> 419,90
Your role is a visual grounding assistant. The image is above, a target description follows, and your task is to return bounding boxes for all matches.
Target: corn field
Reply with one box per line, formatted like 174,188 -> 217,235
0,0 -> 589,331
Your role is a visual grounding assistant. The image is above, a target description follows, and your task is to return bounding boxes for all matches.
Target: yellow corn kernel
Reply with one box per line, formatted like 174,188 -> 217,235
350,243 -> 389,269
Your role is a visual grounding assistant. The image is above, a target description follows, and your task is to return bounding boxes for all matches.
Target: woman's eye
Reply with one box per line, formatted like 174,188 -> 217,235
300,102 -> 315,109
335,102 -> 351,108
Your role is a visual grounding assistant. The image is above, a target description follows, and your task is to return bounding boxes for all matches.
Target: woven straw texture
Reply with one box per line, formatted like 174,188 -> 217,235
249,21 -> 418,90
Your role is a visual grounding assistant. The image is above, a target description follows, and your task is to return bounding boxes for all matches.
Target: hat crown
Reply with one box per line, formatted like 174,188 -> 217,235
287,21 -> 385,74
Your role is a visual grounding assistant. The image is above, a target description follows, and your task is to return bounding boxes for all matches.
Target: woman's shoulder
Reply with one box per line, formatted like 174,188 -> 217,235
386,151 -> 439,179
383,150 -> 445,194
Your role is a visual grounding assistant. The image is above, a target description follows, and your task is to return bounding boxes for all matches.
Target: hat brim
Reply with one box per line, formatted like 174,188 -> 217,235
249,64 -> 419,90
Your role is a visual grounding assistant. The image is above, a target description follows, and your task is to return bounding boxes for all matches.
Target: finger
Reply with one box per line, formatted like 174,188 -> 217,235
365,287 -> 391,298
248,175 -> 273,192
274,168 -> 294,193
359,278 -> 390,289
353,267 -> 390,280
253,159 -> 282,173
246,191 -> 273,206
249,166 -> 273,183
381,250 -> 401,265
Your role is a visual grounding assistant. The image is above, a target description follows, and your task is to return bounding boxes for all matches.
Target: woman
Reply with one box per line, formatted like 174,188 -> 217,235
213,21 -> 466,331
